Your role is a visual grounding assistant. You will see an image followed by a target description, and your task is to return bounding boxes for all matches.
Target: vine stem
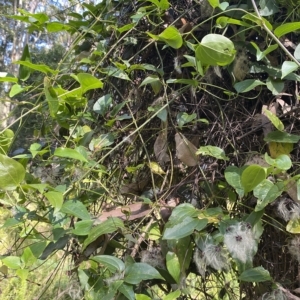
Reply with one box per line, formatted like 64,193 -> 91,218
251,0 -> 300,68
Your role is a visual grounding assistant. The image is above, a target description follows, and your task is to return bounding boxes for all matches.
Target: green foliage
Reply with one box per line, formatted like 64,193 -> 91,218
2,0 -> 300,299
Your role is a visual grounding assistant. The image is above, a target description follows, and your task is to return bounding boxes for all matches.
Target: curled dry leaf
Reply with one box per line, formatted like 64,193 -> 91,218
154,130 -> 170,165
175,132 -> 198,166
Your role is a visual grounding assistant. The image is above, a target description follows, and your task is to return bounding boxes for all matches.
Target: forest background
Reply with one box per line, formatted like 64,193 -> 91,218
1,0 -> 300,299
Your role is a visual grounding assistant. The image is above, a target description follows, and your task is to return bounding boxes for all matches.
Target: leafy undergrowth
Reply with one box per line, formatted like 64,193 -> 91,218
1,0 -> 300,299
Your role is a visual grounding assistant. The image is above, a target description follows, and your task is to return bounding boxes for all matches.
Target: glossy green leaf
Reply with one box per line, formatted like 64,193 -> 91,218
166,252 -> 180,283
124,262 -> 163,284
19,44 -> 31,81
254,179 -> 283,211
234,79 -> 265,93
196,145 -> 229,161
250,42 -> 278,61
264,131 -> 300,143
266,78 -> 284,95
91,255 -> 125,272
93,94 -> 112,116
274,22 -> 300,38
159,26 -> 183,49
196,34 -> 235,66
1,256 -> 22,269
54,147 -> 88,162
224,166 -> 245,198
82,218 -> 124,251
163,290 -> 181,300
169,203 -> 198,221
259,0 -> 279,16
45,191 -> 63,212
241,165 -> 266,193
239,266 -> 272,282
61,200 -> 91,220
163,216 -> 199,240
208,0 -> 219,8
264,153 -> 292,170
14,60 -> 57,74
118,283 -> 135,300
0,154 -> 25,190
281,61 -> 298,79
44,77 -> 59,118
72,220 -> 93,236
262,108 -> 284,131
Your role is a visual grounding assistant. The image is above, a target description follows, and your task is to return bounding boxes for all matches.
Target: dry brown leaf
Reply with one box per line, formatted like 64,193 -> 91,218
277,98 -> 292,114
154,130 -> 170,165
175,133 -> 198,166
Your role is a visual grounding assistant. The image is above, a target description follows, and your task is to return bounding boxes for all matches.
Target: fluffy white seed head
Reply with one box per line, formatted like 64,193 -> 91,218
224,222 -> 257,264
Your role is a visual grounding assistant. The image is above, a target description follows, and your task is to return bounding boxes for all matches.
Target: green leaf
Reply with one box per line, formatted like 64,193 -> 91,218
47,22 -> 72,32
259,0 -> 279,16
274,22 -> 300,38
136,295 -> 152,300
44,77 -> 59,118
91,255 -> 125,272
234,79 -> 265,93
166,252 -> 180,283
0,72 -> 18,83
72,220 -> 93,236
16,269 -> 29,280
157,108 -> 167,122
241,165 -> 266,193
9,84 -> 28,97
82,218 -> 124,251
295,44 -> 300,61
45,191 -> 63,212
159,26 -> 183,49
251,42 -> 278,61
266,78 -> 284,95
264,131 -> 300,143
1,256 -> 22,269
169,203 -> 198,221
224,166 -> 245,198
93,94 -> 112,116
124,262 -> 164,284
89,133 -> 115,151
254,179 -> 283,211
177,112 -> 196,129
0,129 -> 14,155
196,145 -> 229,161
0,154 -> 26,190
216,16 -> 252,28
54,147 -> 88,162
71,73 -> 103,93
264,153 -> 292,170
39,235 -> 69,260
163,290 -> 181,300
208,0 -> 219,8
196,34 -> 235,66
163,216 -> 199,240
21,247 -> 36,267
239,266 -> 272,282
19,44 -> 31,81
140,75 -> 162,94
262,108 -> 284,131
287,218 -> 300,233
61,200 -> 91,220
14,61 -> 58,74
102,66 -> 131,81
281,61 -> 298,79
118,283 -> 135,300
